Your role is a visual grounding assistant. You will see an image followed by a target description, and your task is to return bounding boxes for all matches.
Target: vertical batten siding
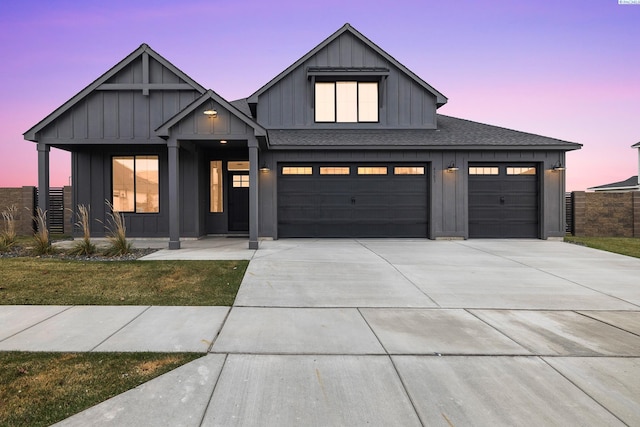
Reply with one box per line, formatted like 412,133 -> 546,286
255,31 -> 437,129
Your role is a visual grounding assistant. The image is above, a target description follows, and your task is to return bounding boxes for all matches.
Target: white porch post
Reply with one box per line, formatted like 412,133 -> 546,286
248,139 -> 259,249
167,138 -> 181,249
37,142 -> 50,229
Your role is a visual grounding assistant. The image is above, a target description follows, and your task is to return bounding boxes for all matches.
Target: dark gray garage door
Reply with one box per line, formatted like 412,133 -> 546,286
468,164 -> 539,238
278,164 -> 428,237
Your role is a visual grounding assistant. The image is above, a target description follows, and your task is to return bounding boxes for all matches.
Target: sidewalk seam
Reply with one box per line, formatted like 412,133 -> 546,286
89,305 -> 152,352
0,305 -> 75,343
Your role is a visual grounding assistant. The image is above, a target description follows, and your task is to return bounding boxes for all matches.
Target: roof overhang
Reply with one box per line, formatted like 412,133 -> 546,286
307,67 -> 390,78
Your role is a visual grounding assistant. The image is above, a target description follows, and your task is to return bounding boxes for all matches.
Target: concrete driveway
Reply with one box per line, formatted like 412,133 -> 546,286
52,239 -> 640,426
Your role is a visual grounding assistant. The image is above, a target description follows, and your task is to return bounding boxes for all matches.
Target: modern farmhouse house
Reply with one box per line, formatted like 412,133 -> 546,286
24,24 -> 581,249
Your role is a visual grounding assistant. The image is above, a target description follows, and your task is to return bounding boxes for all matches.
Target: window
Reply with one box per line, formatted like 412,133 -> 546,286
112,156 -> 159,213
282,167 -> 313,175
232,175 -> 250,188
507,167 -> 536,175
315,82 -> 378,123
210,160 -> 223,213
394,167 -> 425,175
320,167 -> 350,175
228,161 -> 250,171
357,167 -> 387,175
469,167 -> 499,175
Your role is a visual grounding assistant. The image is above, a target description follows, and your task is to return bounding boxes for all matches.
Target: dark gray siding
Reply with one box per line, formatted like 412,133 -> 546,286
169,107 -> 256,139
38,55 -> 201,144
258,149 -> 566,240
256,31 -> 437,129
71,145 -> 201,238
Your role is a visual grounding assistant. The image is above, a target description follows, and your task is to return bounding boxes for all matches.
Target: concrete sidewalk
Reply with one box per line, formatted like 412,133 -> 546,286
2,239 -> 639,426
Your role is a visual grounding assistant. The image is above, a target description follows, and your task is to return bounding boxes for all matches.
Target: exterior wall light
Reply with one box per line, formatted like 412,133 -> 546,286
260,163 -> 270,172
203,108 -> 218,118
446,162 -> 459,172
219,140 -> 228,144
551,161 -> 565,171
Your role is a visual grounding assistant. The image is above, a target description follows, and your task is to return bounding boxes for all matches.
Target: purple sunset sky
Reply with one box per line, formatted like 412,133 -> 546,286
1,0 -> 638,190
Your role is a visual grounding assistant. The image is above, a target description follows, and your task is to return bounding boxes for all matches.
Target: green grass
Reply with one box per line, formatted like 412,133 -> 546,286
0,259 -> 248,305
0,352 -> 202,427
564,236 -> 640,259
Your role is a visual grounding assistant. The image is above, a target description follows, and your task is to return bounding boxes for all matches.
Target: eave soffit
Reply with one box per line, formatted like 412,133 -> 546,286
24,44 -> 206,142
246,23 -> 448,107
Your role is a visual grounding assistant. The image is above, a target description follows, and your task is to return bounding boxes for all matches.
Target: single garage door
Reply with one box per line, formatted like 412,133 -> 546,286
468,164 -> 539,238
278,163 -> 428,237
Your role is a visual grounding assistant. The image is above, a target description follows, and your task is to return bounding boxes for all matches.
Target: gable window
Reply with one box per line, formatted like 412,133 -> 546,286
315,82 -> 378,123
112,156 -> 159,213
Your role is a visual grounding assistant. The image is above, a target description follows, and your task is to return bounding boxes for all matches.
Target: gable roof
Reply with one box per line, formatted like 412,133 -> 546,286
155,90 -> 266,138
247,23 -> 447,107
633,142 -> 640,148
588,176 -> 640,191
24,44 -> 206,141
266,114 -> 582,150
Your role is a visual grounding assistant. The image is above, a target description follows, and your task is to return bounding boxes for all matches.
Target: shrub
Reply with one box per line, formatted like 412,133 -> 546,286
0,205 -> 18,252
102,200 -> 131,256
32,208 -> 54,255
68,204 -> 96,256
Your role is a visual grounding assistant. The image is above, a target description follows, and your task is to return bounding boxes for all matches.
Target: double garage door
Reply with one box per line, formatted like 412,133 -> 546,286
278,163 -> 428,237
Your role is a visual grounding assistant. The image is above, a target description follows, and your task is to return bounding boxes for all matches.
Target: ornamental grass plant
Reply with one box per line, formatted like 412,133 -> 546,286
102,200 -> 132,256
68,204 -> 96,256
0,205 -> 17,252
32,208 -> 53,255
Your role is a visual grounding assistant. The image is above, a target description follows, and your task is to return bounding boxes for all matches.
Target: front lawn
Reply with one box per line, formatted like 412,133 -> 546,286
564,236 -> 640,259
0,259 -> 248,305
0,352 -> 202,427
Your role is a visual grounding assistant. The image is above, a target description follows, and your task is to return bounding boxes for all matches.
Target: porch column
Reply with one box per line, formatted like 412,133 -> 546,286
167,138 -> 181,249
248,140 -> 259,249
37,142 -> 50,229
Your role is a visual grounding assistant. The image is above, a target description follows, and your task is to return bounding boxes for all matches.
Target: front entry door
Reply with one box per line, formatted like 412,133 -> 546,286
228,172 -> 249,231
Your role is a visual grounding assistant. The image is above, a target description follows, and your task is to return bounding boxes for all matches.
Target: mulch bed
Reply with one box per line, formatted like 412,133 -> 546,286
0,243 -> 157,261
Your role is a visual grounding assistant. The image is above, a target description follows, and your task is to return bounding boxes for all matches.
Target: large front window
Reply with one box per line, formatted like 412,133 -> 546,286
112,156 -> 159,213
315,81 -> 378,123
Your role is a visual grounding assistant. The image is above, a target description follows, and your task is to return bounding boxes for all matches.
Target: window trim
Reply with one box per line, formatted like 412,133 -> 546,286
314,81 -> 379,123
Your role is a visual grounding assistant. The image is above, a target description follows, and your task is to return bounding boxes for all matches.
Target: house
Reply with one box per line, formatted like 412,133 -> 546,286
587,142 -> 640,192
24,24 -> 581,249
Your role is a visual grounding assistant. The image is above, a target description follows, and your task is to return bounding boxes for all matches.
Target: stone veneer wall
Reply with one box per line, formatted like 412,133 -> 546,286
0,187 -> 36,235
0,186 -> 73,235
572,191 -> 640,237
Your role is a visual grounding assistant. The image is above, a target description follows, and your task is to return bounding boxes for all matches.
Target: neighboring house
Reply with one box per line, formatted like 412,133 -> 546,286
24,24 -> 581,249
587,142 -> 640,192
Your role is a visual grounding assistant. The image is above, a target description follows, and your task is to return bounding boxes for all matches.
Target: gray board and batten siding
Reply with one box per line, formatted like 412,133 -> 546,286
24,23 -> 580,245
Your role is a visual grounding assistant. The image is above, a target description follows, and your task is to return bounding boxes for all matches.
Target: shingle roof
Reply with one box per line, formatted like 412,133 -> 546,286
588,176 -> 639,190
230,98 -> 252,118
266,115 -> 582,150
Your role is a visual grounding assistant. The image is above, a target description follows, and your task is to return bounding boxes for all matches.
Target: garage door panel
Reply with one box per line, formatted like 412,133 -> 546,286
278,163 -> 428,238
468,164 -> 539,238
